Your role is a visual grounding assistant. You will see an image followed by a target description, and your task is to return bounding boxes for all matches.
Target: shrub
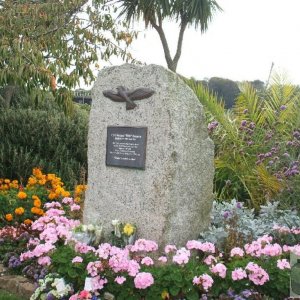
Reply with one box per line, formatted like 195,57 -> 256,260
0,104 -> 88,188
199,199 -> 300,253
188,77 -> 300,209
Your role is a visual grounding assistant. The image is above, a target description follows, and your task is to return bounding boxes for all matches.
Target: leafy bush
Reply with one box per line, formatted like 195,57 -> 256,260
199,199 -> 300,252
0,168 -> 86,227
188,77 -> 300,209
0,103 -> 88,188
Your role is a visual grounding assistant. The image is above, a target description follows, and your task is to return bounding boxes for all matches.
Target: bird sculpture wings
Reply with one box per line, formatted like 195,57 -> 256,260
103,86 -> 155,110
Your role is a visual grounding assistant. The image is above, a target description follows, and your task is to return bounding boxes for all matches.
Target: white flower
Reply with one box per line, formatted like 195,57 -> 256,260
87,224 -> 95,231
112,219 -> 120,226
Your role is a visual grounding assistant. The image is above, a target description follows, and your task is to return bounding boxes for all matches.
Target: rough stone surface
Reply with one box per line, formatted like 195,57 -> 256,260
0,274 -> 35,299
83,64 -> 214,247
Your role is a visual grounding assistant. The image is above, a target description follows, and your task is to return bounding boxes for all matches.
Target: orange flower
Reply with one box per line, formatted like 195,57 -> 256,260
38,178 -> 46,185
32,168 -> 43,177
15,207 -> 25,215
61,190 -> 70,197
17,191 -> 27,199
48,192 -> 57,200
28,177 -> 37,186
24,219 -> 32,225
33,198 -> 42,208
4,179 -> 10,184
5,214 -> 13,221
31,207 -> 44,215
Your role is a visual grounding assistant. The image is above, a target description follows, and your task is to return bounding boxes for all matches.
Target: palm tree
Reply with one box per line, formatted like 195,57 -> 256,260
114,0 -> 221,72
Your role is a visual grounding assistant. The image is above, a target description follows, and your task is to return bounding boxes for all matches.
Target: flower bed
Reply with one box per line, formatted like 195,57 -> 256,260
4,200 -> 297,300
1,171 -> 299,299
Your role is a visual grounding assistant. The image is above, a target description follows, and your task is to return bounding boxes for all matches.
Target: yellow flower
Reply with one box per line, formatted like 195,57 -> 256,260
5,214 -> 13,221
15,207 -> 25,215
74,197 -> 81,203
17,191 -> 27,199
161,290 -> 170,299
4,179 -> 10,184
24,219 -> 32,225
123,223 -> 135,236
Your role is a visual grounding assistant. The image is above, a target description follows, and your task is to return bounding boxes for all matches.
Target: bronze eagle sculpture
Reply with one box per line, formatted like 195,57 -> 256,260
103,86 -> 155,110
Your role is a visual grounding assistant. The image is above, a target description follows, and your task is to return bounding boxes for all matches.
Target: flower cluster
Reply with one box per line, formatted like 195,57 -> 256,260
0,168 -> 86,227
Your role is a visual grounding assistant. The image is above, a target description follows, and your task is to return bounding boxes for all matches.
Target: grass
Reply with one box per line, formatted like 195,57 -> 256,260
0,290 -> 23,300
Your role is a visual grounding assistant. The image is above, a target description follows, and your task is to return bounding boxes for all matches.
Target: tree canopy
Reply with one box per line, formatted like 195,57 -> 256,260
0,0 -> 135,112
109,0 -> 221,72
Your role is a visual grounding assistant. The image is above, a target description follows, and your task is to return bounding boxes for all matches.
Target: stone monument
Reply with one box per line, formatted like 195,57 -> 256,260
83,64 -> 214,247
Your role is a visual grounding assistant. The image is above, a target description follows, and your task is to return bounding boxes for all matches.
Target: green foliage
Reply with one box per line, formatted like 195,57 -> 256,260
199,200 -> 300,252
0,104 -> 88,188
188,77 -> 300,209
50,244 -> 97,291
0,290 -> 23,300
0,0 -> 135,112
208,77 -> 240,108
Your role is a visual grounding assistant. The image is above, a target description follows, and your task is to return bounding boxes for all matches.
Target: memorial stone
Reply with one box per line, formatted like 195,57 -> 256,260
83,64 -> 214,247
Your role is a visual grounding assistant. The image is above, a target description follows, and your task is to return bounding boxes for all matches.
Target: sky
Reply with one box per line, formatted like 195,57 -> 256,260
107,0 -> 300,84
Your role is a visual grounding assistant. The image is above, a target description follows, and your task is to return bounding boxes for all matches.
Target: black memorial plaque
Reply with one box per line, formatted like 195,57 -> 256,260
106,126 -> 147,169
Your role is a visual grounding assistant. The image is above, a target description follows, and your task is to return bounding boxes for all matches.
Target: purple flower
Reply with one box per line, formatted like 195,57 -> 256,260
249,122 -> 255,129
241,120 -> 247,127
241,289 -> 253,297
243,109 -> 248,114
223,211 -> 231,219
236,202 -> 243,209
207,121 -> 219,131
280,105 -> 287,110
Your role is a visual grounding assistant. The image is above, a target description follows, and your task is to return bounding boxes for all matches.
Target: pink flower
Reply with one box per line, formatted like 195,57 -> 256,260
232,268 -> 247,281
193,274 -> 213,291
62,197 -> 74,205
230,247 -> 244,257
246,262 -> 269,285
75,242 -> 94,254
72,256 -> 83,263
91,276 -> 107,291
87,261 -> 103,277
210,263 -> 227,278
130,239 -> 158,252
78,290 -> 91,299
134,272 -> 154,289
186,240 -> 215,253
141,257 -> 154,266
277,259 -> 291,270
69,294 -> 78,300
172,248 -> 190,265
115,276 -> 126,285
164,244 -> 177,254
44,202 -> 62,209
127,260 -> 140,276
158,256 -> 167,263
96,243 -> 112,259
37,256 -> 51,266
70,204 -> 81,211
203,255 -> 216,265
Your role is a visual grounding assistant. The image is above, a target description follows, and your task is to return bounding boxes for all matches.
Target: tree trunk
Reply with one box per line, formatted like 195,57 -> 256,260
151,18 -> 188,73
0,85 -> 17,108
